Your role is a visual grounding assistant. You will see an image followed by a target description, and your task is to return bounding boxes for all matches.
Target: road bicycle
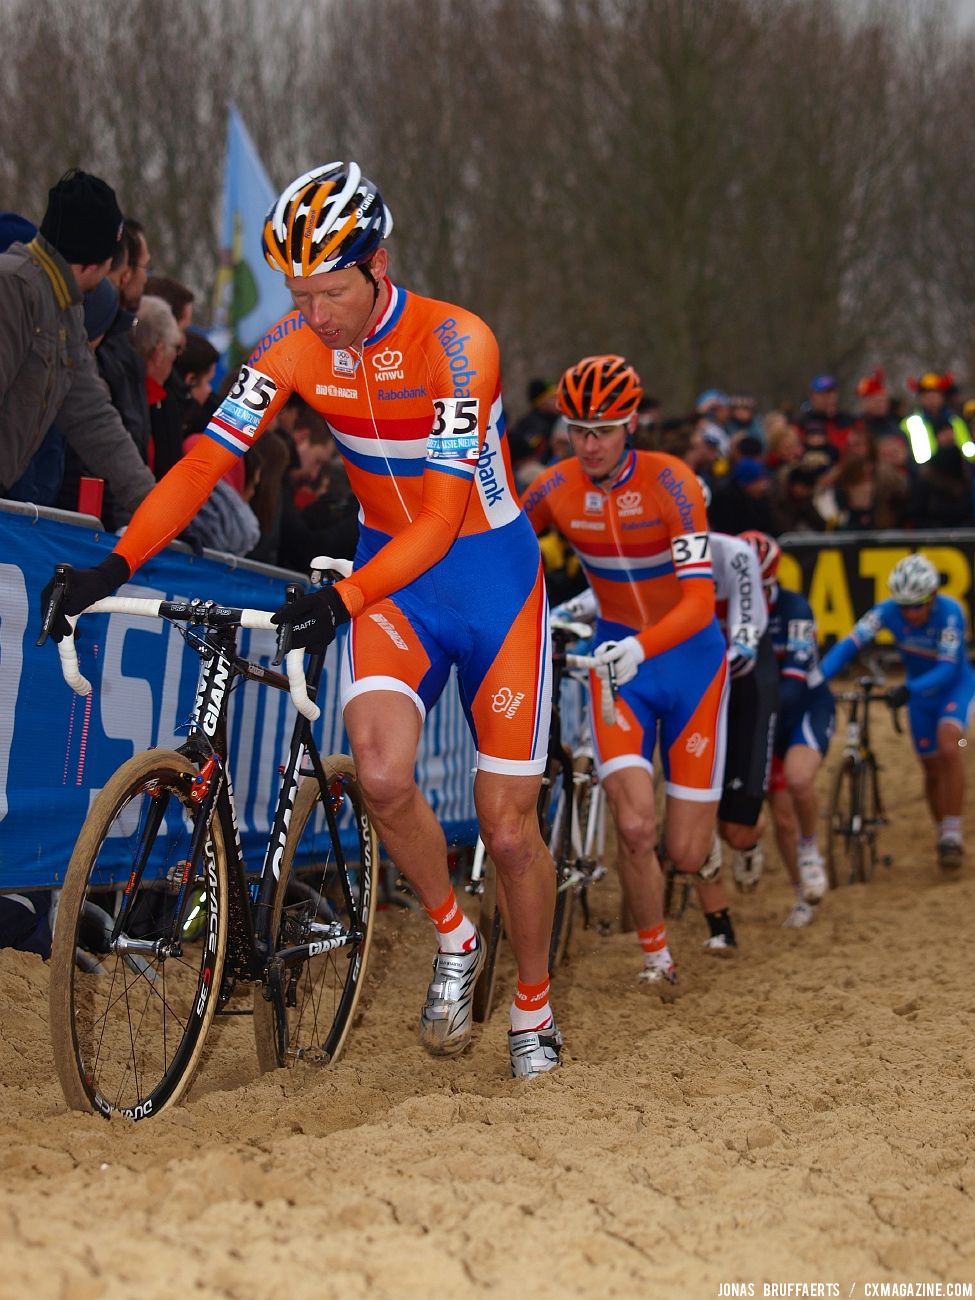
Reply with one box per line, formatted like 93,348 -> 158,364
469,617 -> 612,1022
826,675 -> 897,887
40,559 -> 377,1120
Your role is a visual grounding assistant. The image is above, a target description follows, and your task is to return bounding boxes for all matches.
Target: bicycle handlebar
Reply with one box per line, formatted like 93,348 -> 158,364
550,616 -> 595,641
566,651 -> 617,726
56,597 -> 321,722
547,616 -> 617,726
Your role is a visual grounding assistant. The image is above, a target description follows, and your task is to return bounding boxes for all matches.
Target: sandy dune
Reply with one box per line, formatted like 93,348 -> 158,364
1,700 -> 973,1299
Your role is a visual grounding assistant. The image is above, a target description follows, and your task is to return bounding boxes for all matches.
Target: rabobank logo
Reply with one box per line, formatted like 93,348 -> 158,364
372,348 -> 404,381
476,443 -> 506,506
523,470 -> 564,514
433,317 -> 478,397
656,465 -> 696,532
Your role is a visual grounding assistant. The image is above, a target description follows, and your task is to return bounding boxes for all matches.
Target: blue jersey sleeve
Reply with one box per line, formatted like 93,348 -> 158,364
819,602 -> 893,681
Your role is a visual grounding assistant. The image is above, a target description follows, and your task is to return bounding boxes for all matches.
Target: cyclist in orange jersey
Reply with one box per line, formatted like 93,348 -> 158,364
524,355 -> 737,989
40,162 -> 561,1079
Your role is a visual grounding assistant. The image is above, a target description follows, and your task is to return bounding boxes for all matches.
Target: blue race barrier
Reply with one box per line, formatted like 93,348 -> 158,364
0,506 -> 479,890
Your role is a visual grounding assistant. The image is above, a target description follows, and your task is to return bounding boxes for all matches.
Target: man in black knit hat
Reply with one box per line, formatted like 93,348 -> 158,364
0,169 -> 154,518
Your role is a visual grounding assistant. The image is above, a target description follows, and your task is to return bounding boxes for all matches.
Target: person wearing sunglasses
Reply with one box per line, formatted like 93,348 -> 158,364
523,355 -> 735,989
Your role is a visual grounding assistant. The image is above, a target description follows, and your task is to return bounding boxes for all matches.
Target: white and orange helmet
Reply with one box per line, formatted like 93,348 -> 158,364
262,161 -> 393,277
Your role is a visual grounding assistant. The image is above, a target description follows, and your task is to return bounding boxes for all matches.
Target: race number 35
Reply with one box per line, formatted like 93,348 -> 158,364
432,397 -> 479,436
228,365 -> 278,413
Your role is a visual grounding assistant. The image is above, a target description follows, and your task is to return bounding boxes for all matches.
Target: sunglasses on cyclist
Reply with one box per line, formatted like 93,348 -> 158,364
566,422 -> 627,441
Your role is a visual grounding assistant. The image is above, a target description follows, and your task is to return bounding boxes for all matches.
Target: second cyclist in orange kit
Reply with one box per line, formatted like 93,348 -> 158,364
41,163 -> 562,1079
523,356 -> 733,988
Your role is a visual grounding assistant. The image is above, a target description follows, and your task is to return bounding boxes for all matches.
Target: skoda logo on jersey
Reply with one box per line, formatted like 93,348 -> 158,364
616,490 -> 642,517
584,491 -> 604,514
372,348 -> 404,381
332,349 -> 357,377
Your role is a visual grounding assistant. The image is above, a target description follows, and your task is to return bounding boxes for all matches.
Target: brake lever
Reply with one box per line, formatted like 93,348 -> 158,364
36,563 -> 72,647
271,582 -> 302,667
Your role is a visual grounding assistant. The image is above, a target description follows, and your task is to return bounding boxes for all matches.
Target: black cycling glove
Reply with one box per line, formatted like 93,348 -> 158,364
270,585 -> 351,655
39,553 -> 131,644
886,683 -> 909,710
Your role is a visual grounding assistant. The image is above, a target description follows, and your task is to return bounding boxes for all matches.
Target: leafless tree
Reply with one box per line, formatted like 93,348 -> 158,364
2,0 -> 972,417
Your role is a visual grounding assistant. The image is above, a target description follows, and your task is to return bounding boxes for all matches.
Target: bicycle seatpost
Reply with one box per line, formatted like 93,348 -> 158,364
36,563 -> 72,647
272,582 -> 302,666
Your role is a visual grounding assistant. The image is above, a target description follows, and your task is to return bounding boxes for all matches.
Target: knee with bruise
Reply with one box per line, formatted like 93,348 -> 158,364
482,816 -> 537,880
612,804 -> 656,858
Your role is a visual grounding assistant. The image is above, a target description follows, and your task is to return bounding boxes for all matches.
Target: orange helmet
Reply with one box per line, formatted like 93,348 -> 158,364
262,161 -> 393,278
557,355 -> 643,423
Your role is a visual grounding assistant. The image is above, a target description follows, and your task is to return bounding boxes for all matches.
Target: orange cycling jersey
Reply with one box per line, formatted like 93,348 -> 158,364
113,280 -> 523,617
522,450 -> 715,657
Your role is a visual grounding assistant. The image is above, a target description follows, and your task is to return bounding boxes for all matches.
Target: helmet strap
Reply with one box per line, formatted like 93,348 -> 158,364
358,261 -> 380,307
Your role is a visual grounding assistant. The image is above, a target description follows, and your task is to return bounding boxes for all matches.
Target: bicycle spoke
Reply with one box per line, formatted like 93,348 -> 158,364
50,752 -> 228,1119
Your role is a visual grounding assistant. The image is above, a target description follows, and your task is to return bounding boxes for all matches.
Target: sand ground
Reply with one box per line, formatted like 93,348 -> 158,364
1,697 -> 974,1299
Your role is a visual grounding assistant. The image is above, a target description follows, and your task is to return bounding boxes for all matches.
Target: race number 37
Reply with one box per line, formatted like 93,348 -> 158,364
228,365 -> 278,413
672,533 -> 710,566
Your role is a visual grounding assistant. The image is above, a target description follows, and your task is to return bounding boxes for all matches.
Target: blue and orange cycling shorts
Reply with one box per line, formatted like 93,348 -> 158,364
589,618 -> 729,801
340,515 -> 551,776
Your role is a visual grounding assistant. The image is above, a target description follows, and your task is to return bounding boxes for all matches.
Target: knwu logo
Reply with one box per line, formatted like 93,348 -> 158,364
616,490 -> 642,516
372,348 -> 404,381
685,732 -> 710,757
491,686 -> 525,718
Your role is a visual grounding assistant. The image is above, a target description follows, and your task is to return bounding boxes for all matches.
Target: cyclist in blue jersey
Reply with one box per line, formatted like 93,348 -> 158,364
741,532 -> 835,927
819,553 -> 973,871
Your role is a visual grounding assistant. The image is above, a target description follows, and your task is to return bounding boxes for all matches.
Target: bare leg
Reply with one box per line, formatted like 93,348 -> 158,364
768,786 -> 799,888
783,744 -> 822,840
343,692 -> 450,907
936,721 -> 966,817
602,766 -> 663,931
475,769 -> 552,986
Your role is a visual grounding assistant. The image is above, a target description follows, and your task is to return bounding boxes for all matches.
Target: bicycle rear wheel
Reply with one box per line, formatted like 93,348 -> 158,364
49,750 -> 229,1119
827,755 -> 866,887
471,846 -> 503,1023
253,755 -> 378,1070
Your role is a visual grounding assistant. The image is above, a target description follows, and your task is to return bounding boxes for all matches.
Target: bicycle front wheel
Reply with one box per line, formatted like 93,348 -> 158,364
542,755 -> 575,970
49,750 -> 229,1119
827,755 -> 866,887
859,754 -> 883,882
253,755 -> 378,1070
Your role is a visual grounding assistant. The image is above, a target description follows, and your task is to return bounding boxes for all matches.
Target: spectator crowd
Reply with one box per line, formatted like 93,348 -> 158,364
0,169 -> 358,575
2,168 -> 974,595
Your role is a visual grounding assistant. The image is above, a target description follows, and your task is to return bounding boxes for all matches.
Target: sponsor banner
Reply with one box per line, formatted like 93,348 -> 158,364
779,529 -> 975,646
0,511 -> 479,890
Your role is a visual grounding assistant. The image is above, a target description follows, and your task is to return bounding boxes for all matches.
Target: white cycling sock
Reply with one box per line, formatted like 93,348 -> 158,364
939,817 -> 962,845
